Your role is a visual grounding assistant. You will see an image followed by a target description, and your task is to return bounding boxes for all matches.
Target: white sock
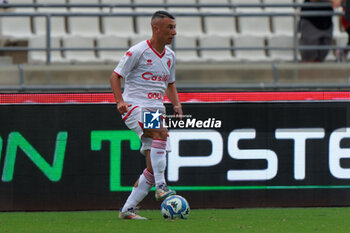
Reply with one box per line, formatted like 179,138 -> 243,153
121,168 -> 154,212
150,139 -> 167,187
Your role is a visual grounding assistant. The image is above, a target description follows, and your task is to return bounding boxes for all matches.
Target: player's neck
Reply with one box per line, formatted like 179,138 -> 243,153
149,38 -> 165,55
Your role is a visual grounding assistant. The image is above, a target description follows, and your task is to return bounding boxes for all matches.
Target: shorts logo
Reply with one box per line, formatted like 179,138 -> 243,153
143,110 -> 162,129
147,59 -> 152,65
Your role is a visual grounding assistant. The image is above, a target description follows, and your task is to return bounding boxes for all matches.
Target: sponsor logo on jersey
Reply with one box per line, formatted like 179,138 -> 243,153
148,92 -> 162,100
142,72 -> 169,82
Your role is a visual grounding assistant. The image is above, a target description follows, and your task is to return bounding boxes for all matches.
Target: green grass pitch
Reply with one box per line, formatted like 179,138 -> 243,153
1,208 -> 350,233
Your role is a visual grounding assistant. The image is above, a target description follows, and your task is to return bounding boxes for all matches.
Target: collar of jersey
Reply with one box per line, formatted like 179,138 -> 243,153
147,40 -> 166,58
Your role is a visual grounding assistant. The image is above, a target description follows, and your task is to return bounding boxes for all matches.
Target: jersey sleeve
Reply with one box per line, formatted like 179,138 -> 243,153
168,54 -> 176,84
113,48 -> 139,79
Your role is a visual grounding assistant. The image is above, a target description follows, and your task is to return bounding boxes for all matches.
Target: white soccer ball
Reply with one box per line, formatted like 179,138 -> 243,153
160,195 -> 190,219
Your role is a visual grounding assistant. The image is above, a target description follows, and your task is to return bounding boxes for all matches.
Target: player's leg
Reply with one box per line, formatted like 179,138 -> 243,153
300,18 -> 320,62
143,128 -> 176,201
318,26 -> 332,62
119,166 -> 154,220
119,106 -> 154,220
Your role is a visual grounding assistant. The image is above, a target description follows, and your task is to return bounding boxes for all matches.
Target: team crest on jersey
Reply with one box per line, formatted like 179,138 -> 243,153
147,59 -> 153,65
126,51 -> 132,57
167,59 -> 171,68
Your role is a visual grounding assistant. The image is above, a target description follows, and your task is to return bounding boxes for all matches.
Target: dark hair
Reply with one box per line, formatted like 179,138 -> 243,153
151,11 -> 175,21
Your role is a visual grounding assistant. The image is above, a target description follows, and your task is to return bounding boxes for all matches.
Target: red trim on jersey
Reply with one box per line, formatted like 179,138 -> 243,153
113,71 -> 124,79
147,40 -> 165,58
122,106 -> 139,122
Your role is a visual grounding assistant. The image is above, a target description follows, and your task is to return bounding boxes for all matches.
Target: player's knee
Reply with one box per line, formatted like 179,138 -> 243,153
143,128 -> 168,140
157,129 -> 168,140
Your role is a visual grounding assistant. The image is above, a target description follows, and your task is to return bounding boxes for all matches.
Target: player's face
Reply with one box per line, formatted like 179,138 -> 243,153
158,17 -> 176,44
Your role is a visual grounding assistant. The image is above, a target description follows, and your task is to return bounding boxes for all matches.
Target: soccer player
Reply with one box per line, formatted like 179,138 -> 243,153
109,11 -> 182,220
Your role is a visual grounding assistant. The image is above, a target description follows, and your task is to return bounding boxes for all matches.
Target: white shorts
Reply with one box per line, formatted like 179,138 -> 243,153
121,104 -> 171,156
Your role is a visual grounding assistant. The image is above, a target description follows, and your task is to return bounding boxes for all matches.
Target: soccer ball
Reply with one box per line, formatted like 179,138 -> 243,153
160,195 -> 190,219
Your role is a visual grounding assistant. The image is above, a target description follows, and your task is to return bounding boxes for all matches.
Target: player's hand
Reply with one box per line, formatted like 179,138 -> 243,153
173,105 -> 183,120
117,101 -> 131,115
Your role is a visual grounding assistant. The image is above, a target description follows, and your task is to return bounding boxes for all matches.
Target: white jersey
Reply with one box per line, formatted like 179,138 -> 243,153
114,40 -> 176,109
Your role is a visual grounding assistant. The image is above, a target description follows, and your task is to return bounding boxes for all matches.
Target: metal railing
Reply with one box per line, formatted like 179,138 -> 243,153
0,2 -> 349,91
0,3 -> 348,64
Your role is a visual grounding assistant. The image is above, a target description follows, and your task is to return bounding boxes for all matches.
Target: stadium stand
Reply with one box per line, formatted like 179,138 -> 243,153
199,35 -> 235,62
201,7 -> 237,36
267,35 -> 295,61
67,0 -> 101,37
1,8 -> 34,40
167,10 -> 203,36
264,0 -> 295,36
28,36 -> 66,64
96,35 -> 129,63
62,36 -> 102,63
236,8 -> 272,37
233,35 -> 270,61
0,0 -> 348,75
134,0 -> 166,36
130,34 -> 149,46
173,35 -> 202,62
101,7 -> 135,37
232,0 -> 261,4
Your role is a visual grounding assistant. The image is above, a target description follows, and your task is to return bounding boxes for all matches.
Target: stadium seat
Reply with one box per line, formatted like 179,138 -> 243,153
101,7 -> 135,37
236,8 -> 272,37
62,36 -> 102,63
35,0 -> 68,11
231,0 -> 261,4
263,0 -> 293,3
167,0 -> 196,4
199,35 -> 235,62
33,8 -> 67,38
265,7 -> 295,36
167,8 -> 203,36
0,8 -> 34,40
133,0 -> 164,3
325,50 -> 336,62
8,0 -> 34,4
201,7 -> 237,36
67,0 -> 101,37
233,35 -> 269,61
167,0 -> 201,36
199,0 -> 231,5
173,35 -> 202,63
267,35 -> 296,61
35,0 -> 67,4
264,0 -> 295,36
96,36 -> 129,63
28,36 -> 67,64
133,0 -> 166,36
101,0 -> 132,4
333,9 -> 348,39
134,8 -> 160,36
130,34 -> 150,46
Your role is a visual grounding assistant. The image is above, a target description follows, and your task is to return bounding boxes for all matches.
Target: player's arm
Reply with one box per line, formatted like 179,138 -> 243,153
109,72 -> 130,114
166,82 -> 182,119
